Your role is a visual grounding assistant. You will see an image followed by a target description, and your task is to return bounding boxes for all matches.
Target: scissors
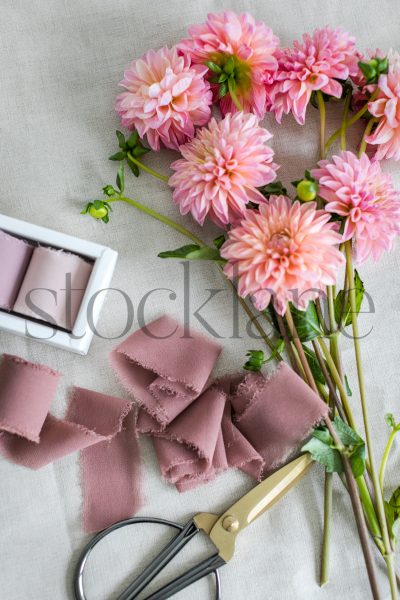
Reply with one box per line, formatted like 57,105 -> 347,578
74,453 -> 312,600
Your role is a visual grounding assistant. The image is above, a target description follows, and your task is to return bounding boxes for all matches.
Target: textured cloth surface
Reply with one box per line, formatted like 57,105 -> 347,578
0,1 -> 399,599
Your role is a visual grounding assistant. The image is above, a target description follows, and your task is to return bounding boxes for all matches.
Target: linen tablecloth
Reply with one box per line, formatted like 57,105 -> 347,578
1,1 -> 399,598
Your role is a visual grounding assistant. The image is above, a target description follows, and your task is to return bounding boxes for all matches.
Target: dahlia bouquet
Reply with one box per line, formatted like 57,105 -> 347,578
81,11 -> 400,599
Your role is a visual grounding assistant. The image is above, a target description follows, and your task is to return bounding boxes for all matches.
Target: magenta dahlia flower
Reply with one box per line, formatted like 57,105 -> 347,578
366,51 -> 400,160
115,46 -> 212,151
169,112 -> 278,227
312,151 -> 400,263
177,11 -> 279,118
220,196 -> 344,315
266,27 -> 358,125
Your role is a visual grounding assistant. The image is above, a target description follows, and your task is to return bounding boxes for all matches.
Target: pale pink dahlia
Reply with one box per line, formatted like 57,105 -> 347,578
366,51 -> 400,160
169,112 -> 278,227
177,11 -> 279,118
266,27 -> 358,125
115,46 -> 212,151
220,196 -> 344,315
312,151 -> 400,263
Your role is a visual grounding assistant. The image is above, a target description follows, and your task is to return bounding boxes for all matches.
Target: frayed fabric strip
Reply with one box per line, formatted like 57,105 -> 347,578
0,354 -> 141,532
111,315 -> 329,492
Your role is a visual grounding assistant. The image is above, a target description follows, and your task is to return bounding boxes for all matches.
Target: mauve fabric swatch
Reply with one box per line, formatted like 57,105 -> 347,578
0,354 -> 141,532
111,315 -> 329,492
13,246 -> 92,330
0,229 -> 33,310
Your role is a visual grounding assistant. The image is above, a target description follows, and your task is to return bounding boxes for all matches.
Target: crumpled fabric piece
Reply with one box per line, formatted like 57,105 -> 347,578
0,354 -> 141,532
111,315 -> 329,492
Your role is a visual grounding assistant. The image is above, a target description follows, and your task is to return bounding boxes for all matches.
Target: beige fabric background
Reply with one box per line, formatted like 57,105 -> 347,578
0,0 -> 399,598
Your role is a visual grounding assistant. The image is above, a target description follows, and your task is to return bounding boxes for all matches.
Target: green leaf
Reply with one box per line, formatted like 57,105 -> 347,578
350,443 -> 366,477
333,415 -> 364,446
243,349 -> 265,372
302,437 -> 343,473
205,61 -> 222,74
385,413 -> 396,430
219,82 -> 228,98
80,203 -> 91,215
101,214 -> 109,224
258,181 -> 288,199
344,374 -> 353,397
213,235 -> 226,250
290,302 -> 323,342
127,158 -> 140,177
158,244 -> 225,262
334,270 -> 365,326
126,130 -> 139,148
131,145 -> 150,158
302,344 -> 326,385
116,130 -> 126,149
312,427 -> 332,445
116,163 -> 125,193
109,151 -> 126,161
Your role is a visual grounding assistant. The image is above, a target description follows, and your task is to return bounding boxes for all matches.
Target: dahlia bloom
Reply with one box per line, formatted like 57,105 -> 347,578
312,151 -> 400,263
220,196 -> 344,315
366,50 -> 400,160
115,46 -> 212,151
266,27 -> 358,125
169,112 -> 278,227
177,11 -> 279,118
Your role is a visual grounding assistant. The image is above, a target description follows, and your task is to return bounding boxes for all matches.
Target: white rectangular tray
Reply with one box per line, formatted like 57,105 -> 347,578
0,214 -> 118,354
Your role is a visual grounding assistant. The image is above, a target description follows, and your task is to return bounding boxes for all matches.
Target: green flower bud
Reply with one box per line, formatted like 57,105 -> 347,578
296,179 -> 318,202
102,185 -> 116,197
89,205 -> 108,219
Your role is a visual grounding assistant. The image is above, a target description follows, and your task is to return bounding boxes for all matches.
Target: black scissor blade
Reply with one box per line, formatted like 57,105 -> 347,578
117,520 -> 198,600
143,553 -> 226,600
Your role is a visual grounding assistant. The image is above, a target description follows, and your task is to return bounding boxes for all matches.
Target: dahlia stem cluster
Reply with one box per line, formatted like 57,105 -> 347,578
82,10 -> 400,599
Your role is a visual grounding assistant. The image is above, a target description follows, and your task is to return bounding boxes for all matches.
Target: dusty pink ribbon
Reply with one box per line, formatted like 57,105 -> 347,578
111,315 -> 328,492
0,315 -> 328,532
0,354 -> 140,532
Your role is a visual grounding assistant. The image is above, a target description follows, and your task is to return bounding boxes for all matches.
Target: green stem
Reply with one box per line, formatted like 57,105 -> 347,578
379,425 -> 400,492
127,152 -> 169,182
111,196 -> 204,246
345,241 -> 398,599
320,471 -> 333,587
357,476 -> 385,554
228,79 -> 244,111
317,337 -> 356,430
316,91 -> 326,159
325,88 -> 380,153
358,118 -> 377,158
340,91 -> 352,151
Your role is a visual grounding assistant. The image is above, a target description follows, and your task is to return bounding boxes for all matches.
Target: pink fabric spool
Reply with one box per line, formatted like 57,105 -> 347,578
13,246 -> 92,330
0,229 -> 33,310
0,354 -> 141,532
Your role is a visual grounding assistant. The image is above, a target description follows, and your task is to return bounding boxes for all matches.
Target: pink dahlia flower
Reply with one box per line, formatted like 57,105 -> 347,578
312,151 -> 400,263
220,196 -> 344,315
177,11 -> 279,118
115,46 -> 212,151
266,27 -> 358,125
169,112 -> 278,227
366,51 -> 400,160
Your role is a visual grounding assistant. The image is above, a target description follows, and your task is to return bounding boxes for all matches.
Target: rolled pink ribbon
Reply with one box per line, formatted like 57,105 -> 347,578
13,246 -> 92,330
0,229 -> 33,310
0,354 -> 141,532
